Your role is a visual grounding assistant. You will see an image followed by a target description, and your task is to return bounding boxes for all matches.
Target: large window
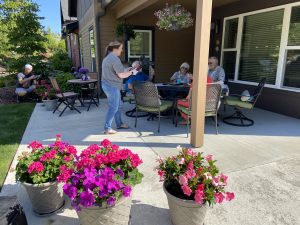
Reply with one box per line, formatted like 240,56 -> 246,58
221,2 -> 300,91
127,30 -> 152,62
89,28 -> 96,72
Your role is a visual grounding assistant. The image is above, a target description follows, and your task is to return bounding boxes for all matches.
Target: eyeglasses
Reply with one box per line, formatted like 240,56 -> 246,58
181,67 -> 188,70
208,62 -> 213,65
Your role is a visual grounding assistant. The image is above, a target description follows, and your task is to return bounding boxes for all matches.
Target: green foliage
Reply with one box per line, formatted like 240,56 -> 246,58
49,50 -> 72,72
0,74 -> 16,87
43,27 -> 66,54
55,72 -> 79,92
116,22 -> 136,40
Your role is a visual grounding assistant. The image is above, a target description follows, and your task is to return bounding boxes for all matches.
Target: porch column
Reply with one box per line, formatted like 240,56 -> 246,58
190,0 -> 213,147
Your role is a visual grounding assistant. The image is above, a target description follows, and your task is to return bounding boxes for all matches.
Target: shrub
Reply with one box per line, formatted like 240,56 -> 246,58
49,50 -> 72,72
55,72 -> 77,92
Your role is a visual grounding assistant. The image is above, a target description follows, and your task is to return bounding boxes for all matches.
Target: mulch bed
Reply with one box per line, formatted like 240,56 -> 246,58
0,87 -> 17,104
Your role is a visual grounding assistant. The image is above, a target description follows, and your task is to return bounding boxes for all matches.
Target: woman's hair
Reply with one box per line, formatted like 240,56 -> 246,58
105,40 -> 123,56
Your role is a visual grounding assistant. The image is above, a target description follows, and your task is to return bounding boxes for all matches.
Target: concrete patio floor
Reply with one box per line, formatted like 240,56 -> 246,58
1,100 -> 300,225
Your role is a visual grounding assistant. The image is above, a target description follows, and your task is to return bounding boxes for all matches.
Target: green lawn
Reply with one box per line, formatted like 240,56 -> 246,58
0,103 -> 35,190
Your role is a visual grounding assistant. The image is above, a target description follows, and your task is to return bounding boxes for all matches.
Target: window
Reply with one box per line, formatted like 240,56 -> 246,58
283,6 -> 300,88
89,28 -> 96,72
239,10 -> 284,84
221,2 -> 300,91
222,18 -> 238,80
127,30 -> 152,62
79,35 -> 84,67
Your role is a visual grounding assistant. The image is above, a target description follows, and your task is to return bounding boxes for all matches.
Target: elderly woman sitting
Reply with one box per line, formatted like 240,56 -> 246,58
170,62 -> 193,84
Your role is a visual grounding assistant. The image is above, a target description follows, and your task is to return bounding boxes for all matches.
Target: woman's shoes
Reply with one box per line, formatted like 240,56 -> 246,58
104,129 -> 118,135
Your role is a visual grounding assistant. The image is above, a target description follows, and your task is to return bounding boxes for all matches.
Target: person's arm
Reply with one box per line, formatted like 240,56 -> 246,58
217,67 -> 225,83
170,72 -> 178,81
112,59 -> 136,79
18,74 -> 35,84
186,86 -> 192,100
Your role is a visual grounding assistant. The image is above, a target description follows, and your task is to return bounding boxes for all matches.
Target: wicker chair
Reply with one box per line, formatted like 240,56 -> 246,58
133,81 -> 173,132
223,78 -> 266,127
49,77 -> 81,117
175,83 -> 222,136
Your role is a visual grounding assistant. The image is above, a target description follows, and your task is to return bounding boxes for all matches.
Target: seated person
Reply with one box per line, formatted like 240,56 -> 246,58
170,62 -> 193,84
208,57 -> 225,85
15,64 -> 37,97
124,60 -> 149,94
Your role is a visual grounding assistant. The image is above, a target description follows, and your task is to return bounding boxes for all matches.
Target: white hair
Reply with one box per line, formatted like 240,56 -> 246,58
132,60 -> 142,68
180,62 -> 190,70
209,57 -> 219,64
25,64 -> 32,70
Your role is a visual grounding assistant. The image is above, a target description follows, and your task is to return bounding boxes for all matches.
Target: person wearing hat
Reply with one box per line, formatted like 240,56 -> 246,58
170,62 -> 193,84
15,64 -> 37,97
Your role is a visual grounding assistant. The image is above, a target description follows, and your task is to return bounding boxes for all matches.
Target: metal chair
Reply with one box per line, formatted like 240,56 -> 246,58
223,78 -> 266,126
133,81 -> 173,132
175,83 -> 222,136
49,77 -> 81,117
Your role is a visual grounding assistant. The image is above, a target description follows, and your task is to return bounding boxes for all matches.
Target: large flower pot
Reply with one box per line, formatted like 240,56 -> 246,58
77,196 -> 132,225
43,99 -> 58,111
22,181 -> 64,216
163,183 -> 207,225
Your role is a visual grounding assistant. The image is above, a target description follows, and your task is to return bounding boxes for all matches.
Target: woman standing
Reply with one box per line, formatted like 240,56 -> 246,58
102,40 -> 138,134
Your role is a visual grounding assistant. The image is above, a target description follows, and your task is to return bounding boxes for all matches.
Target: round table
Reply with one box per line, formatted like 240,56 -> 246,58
67,79 -> 99,111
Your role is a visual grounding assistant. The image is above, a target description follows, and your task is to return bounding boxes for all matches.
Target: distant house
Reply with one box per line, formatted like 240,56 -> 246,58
62,0 -> 300,146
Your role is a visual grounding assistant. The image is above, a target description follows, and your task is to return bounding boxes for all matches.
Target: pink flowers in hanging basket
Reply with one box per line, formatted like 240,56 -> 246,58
156,146 -> 235,206
154,4 -> 194,31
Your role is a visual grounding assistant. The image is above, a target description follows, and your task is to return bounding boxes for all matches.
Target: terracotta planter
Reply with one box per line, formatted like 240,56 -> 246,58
43,99 -> 58,111
77,196 -> 132,225
22,181 -> 64,216
163,183 -> 207,225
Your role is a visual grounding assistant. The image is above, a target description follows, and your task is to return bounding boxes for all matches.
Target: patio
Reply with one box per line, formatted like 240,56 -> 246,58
1,100 -> 300,225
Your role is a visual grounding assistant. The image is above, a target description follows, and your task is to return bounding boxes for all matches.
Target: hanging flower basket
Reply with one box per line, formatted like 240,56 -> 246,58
154,4 -> 194,31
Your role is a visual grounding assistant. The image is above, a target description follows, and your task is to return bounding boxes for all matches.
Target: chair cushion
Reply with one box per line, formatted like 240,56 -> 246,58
123,96 -> 135,103
177,105 -> 215,117
224,96 -> 253,109
56,92 -> 79,98
137,100 -> 173,113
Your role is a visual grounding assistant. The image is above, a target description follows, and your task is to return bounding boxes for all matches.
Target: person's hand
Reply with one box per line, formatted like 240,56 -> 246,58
30,75 -> 36,80
186,95 -> 191,100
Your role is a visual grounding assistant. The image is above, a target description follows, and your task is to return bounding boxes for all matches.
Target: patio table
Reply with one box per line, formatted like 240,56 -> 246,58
67,79 -> 99,111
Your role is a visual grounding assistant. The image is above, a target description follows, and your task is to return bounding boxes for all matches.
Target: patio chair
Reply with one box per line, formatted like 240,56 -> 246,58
222,78 -> 266,126
49,76 -> 81,117
133,81 -> 173,132
175,83 -> 222,136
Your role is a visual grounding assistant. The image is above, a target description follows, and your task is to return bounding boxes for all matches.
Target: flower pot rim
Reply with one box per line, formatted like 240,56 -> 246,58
22,180 -> 58,187
163,182 -> 206,207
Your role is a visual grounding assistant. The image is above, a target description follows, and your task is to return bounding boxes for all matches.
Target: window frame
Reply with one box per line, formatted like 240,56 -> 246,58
221,2 -> 300,92
89,27 -> 96,72
127,29 -> 153,61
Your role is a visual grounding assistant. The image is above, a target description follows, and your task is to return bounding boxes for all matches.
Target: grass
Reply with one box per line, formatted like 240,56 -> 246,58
0,103 -> 35,191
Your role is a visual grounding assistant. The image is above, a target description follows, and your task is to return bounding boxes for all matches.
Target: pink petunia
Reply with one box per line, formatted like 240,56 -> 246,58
205,154 -> 213,162
178,175 -> 188,186
158,170 -> 165,181
197,184 -> 205,191
181,185 -> 192,196
185,169 -> 196,179
186,148 -> 195,156
214,192 -> 225,204
219,173 -> 228,186
204,172 -> 212,180
176,158 -> 185,165
212,177 -> 219,187
225,192 -> 235,201
187,161 -> 194,170
194,189 -> 205,204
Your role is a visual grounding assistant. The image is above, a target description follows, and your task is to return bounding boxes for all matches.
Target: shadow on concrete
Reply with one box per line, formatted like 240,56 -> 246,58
130,200 -> 171,225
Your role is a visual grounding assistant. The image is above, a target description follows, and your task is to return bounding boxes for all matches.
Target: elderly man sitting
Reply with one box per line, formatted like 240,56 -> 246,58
124,60 -> 149,93
15,64 -> 37,99
208,56 -> 229,95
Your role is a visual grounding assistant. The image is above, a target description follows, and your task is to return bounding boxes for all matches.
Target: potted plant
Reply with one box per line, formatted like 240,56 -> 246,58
78,67 -> 90,81
154,4 -> 194,31
156,146 -> 235,225
15,135 -> 77,215
36,80 -> 58,111
60,139 -> 143,225
116,22 -> 136,41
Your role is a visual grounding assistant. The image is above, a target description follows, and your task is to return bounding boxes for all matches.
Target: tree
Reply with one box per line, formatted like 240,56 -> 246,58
43,27 -> 66,55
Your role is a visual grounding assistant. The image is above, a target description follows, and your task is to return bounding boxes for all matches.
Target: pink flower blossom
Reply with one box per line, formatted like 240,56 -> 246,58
28,141 -> 43,150
101,139 -> 111,147
158,170 -> 165,181
225,192 -> 235,201
204,172 -> 212,180
176,158 -> 185,165
185,169 -> 196,179
28,162 -> 44,174
212,177 -> 219,187
205,154 -> 213,162
214,192 -> 225,204
130,153 -> 143,168
181,185 -> 192,196
186,148 -> 194,156
197,184 -> 205,191
40,150 -> 57,162
194,189 -> 205,204
187,161 -> 194,170
178,175 -> 188,186
219,173 -> 228,186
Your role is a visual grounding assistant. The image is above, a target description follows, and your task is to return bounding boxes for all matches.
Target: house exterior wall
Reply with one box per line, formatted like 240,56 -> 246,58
78,0 -> 96,72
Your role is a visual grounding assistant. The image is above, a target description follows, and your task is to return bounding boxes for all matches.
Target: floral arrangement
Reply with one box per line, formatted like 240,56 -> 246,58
156,146 -> 234,205
78,67 -> 89,74
60,139 -> 143,211
15,135 -> 77,184
154,4 -> 193,31
35,80 -> 57,100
